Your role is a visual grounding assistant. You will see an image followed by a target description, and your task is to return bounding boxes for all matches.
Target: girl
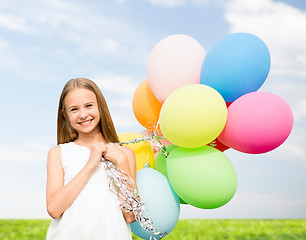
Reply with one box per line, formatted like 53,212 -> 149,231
46,78 -> 136,239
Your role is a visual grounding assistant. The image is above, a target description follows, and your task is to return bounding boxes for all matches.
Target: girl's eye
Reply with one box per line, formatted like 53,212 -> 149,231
86,104 -> 93,108
70,108 -> 77,112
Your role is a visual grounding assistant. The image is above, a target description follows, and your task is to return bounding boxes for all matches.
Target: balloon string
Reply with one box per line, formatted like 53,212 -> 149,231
115,132 -> 159,146
101,156 -> 167,238
116,131 -> 169,158
154,118 -> 160,132
208,139 -> 217,147
145,145 -> 151,168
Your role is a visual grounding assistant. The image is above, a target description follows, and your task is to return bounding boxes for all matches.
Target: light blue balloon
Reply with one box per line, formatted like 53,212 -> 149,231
131,168 -> 180,240
200,32 -> 270,102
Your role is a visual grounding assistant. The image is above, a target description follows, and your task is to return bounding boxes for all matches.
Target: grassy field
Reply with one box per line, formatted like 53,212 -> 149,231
0,219 -> 305,240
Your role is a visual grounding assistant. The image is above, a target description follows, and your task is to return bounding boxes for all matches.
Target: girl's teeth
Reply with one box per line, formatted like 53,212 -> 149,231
81,120 -> 91,125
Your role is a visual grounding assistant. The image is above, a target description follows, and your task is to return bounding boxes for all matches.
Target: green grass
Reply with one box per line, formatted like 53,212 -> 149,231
0,219 -> 50,240
161,219 -> 306,240
0,219 -> 305,240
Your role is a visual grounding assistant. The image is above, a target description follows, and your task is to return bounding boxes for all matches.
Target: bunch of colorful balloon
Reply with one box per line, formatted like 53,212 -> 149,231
125,33 -> 294,240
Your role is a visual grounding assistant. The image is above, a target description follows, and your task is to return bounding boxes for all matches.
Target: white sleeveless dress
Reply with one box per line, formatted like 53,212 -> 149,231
46,142 -> 132,240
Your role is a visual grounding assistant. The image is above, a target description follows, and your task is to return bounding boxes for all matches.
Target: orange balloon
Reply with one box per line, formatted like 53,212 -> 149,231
132,79 -> 162,130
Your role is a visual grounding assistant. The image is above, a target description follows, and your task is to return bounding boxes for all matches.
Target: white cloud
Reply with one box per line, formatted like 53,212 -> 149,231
191,0 -> 212,6
292,98 -> 306,122
0,12 -> 32,33
114,0 -> 129,4
112,98 -> 133,109
224,0 -> 306,78
0,38 -> 10,49
271,128 -> 306,165
0,37 -> 21,71
112,111 -> 140,130
95,73 -> 139,97
180,192 -> 306,219
21,141 -> 50,152
0,0 -> 151,81
0,141 -> 50,162
146,0 -> 186,7
145,0 -> 214,7
0,182 -> 49,218
234,192 -> 306,208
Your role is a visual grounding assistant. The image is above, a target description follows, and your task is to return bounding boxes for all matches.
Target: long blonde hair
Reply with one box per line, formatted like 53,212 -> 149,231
57,78 -> 119,144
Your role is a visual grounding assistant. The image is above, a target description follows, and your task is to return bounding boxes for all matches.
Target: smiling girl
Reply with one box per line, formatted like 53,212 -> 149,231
46,78 -> 135,239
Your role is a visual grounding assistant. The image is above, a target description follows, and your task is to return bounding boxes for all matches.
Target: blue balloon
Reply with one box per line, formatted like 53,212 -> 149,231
200,33 -> 270,102
131,168 -> 180,240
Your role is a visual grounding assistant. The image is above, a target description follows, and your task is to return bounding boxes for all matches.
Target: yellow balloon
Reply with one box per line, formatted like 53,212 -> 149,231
159,84 -> 227,148
118,132 -> 155,171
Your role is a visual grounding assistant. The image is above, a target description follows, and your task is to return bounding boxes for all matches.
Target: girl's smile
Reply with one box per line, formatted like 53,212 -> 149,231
79,119 -> 93,126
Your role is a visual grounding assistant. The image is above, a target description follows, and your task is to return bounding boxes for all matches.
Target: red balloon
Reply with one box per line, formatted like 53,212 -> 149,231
208,138 -> 229,152
226,102 -> 232,108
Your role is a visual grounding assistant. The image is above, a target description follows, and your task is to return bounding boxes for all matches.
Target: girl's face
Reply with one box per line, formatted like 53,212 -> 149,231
64,88 -> 101,135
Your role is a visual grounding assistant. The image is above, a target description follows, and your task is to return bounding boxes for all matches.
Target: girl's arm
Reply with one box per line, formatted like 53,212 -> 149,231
105,144 -> 137,223
118,146 -> 137,223
46,144 -> 106,219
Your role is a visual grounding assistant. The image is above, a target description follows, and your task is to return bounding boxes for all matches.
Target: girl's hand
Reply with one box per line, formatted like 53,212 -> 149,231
103,143 -> 128,165
86,142 -> 108,169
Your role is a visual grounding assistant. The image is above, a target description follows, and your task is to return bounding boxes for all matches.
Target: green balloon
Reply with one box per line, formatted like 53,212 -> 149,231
166,146 -> 237,209
154,144 -> 187,204
154,144 -> 178,178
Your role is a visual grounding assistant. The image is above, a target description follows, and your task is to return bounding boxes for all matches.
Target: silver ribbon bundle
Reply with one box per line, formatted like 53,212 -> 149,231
101,132 -> 168,239
117,132 -> 168,159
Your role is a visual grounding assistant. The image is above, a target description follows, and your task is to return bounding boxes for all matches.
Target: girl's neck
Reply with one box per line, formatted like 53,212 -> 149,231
75,131 -> 107,146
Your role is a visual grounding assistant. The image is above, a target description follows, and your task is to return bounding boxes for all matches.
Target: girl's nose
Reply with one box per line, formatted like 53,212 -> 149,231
79,108 -> 87,118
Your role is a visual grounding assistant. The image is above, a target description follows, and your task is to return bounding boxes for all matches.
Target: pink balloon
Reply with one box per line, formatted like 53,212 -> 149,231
218,91 -> 293,154
147,34 -> 206,103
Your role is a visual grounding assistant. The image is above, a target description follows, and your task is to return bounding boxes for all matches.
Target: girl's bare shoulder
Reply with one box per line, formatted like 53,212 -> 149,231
47,145 -> 61,158
120,146 -> 134,155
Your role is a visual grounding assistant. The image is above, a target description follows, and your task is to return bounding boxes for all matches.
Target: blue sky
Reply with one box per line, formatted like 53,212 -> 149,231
0,0 -> 305,219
